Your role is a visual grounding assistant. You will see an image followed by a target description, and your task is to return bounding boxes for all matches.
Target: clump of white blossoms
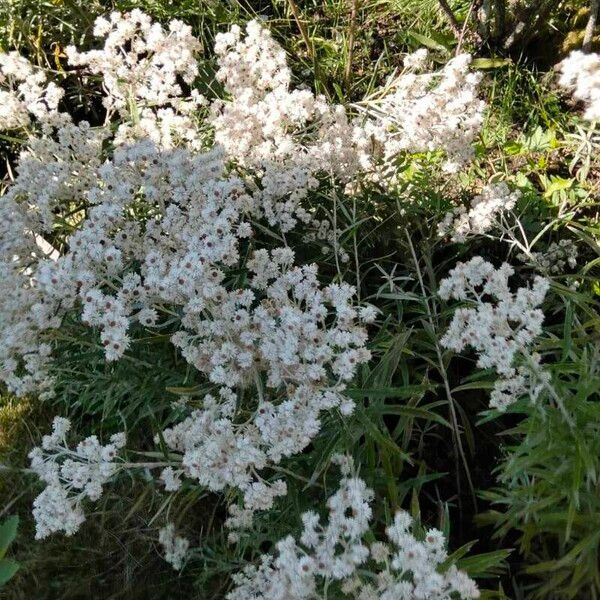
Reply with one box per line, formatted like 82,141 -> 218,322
29,417 -> 126,539
439,257 -> 550,411
210,24 -> 485,228
0,52 -> 65,131
438,182 -> 521,242
0,11 -> 486,548
229,455 -> 479,599
558,51 -> 600,121
357,49 -> 485,175
65,9 -> 205,148
158,523 -> 190,570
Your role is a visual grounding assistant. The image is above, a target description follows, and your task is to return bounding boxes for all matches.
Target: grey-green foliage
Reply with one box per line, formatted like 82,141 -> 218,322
479,303 -> 600,599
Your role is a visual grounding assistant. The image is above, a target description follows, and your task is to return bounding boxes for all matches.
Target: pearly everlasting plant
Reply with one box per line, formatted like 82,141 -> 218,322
518,239 -> 579,275
0,12 -> 373,540
210,20 -> 367,232
0,52 -> 65,131
66,10 -> 201,115
65,9 -> 206,149
2,13 -> 482,400
158,523 -> 190,571
229,456 -> 480,599
439,257 -> 550,411
0,10 -> 487,555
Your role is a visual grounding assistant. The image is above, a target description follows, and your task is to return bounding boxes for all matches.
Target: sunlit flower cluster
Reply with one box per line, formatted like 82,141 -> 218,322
439,257 -> 550,410
66,9 -> 205,148
158,251 -> 371,531
0,13 -> 378,539
437,182 -> 520,242
0,52 -> 65,130
229,455 -> 479,599
558,51 -> 600,121
358,50 -> 485,174
210,20 -> 373,232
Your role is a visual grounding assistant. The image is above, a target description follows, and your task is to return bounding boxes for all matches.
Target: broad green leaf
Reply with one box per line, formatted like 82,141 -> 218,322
543,176 -> 574,198
503,141 -> 524,155
0,517 -> 18,559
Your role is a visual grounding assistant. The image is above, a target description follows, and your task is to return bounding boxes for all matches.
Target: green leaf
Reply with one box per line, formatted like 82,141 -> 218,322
164,385 -> 206,395
457,549 -> 512,577
346,384 -> 435,399
451,381 -> 495,393
355,408 -> 413,464
470,58 -> 512,69
408,31 -> 450,53
374,404 -> 450,427
543,176 -> 574,198
0,559 -> 19,586
440,540 -> 479,573
0,517 -> 18,559
503,141 -> 523,156
377,291 -> 422,302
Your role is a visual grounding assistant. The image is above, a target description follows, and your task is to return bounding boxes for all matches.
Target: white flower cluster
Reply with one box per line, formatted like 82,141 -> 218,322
0,14 -> 375,536
558,51 -> 600,121
0,51 -> 65,130
158,523 -> 190,570
438,182 -> 520,242
210,20 -> 372,232
28,417 -> 126,539
519,239 -> 578,275
210,23 -> 485,228
358,50 -> 485,174
65,9 -> 205,148
0,12 -> 485,543
229,456 -> 479,599
158,254 -> 371,529
302,217 -> 351,264
439,257 -> 550,411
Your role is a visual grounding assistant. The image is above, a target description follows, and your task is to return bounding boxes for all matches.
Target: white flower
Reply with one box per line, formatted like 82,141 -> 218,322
66,11 -> 201,119
0,51 -> 65,130
519,239 -> 578,275
30,418 -> 125,538
359,52 -> 485,175
158,523 -> 189,570
438,182 -> 520,242
228,459 -> 479,599
439,257 -> 550,410
0,11 -> 487,546
160,467 -> 183,492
